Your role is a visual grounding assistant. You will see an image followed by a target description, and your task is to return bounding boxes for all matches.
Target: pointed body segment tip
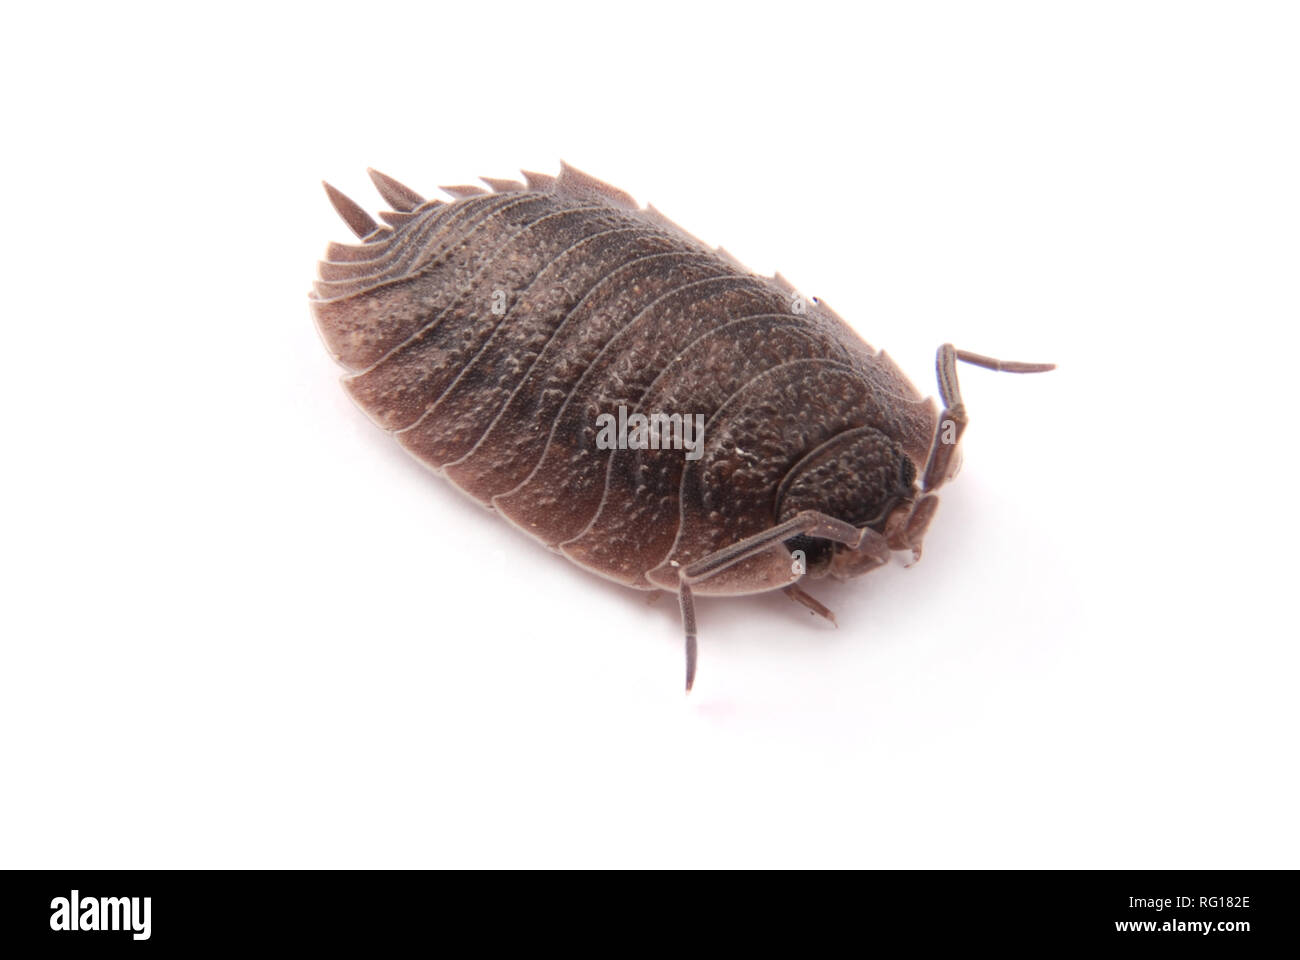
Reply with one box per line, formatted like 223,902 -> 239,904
366,168 -> 425,212
439,184 -> 489,199
480,176 -> 527,193
322,181 -> 379,239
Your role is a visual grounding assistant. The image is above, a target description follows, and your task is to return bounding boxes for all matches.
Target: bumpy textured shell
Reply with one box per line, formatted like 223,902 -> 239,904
311,163 -> 937,596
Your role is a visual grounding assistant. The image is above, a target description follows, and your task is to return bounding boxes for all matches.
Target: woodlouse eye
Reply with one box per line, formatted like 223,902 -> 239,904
784,535 -> 833,574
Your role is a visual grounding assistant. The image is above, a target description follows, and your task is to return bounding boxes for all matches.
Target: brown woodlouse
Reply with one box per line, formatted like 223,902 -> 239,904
310,163 -> 1054,690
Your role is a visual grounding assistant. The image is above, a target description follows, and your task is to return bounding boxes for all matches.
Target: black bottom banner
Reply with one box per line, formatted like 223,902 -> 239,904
0,869 -> 1289,950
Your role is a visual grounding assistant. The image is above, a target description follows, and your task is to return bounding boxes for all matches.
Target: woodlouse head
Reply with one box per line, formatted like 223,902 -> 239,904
775,426 -> 919,581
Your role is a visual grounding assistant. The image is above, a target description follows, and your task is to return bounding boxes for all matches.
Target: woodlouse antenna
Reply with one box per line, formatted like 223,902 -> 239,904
920,344 -> 1057,493
951,349 -> 1056,376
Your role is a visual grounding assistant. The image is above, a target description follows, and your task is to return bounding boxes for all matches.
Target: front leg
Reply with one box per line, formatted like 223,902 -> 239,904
675,510 -> 880,691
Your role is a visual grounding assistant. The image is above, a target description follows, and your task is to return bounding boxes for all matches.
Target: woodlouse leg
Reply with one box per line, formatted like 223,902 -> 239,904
784,584 -> 837,625
920,344 -> 1055,494
675,510 -> 866,691
896,492 -> 940,565
680,584 -> 699,692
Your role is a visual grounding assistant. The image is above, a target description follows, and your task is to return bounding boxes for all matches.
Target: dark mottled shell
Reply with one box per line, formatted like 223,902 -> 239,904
311,163 -> 937,596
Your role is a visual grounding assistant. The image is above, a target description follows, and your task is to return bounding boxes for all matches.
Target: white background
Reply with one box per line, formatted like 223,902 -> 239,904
2,2 -> 1296,868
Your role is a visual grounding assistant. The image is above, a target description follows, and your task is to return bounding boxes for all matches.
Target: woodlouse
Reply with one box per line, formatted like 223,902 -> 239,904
310,163 -> 1054,690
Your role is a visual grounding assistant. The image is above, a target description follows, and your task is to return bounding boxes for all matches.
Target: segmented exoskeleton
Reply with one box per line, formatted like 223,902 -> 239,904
311,164 -> 1053,689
